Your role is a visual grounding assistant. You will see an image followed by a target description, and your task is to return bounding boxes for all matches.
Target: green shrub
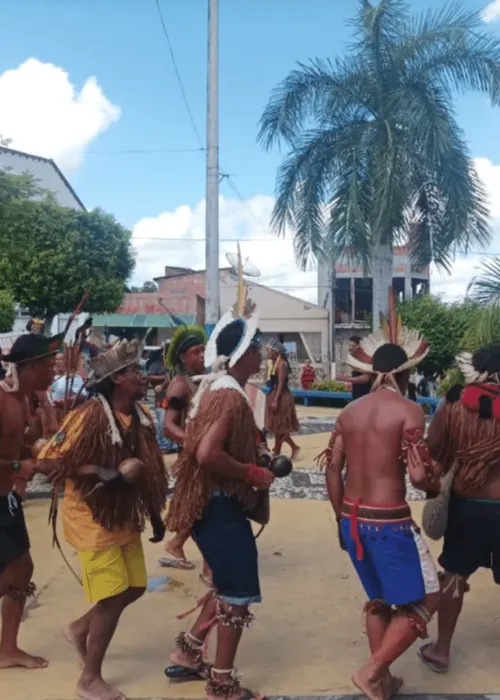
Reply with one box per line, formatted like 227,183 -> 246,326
310,379 -> 350,393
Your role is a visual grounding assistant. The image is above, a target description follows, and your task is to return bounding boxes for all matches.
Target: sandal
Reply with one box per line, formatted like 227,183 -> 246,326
418,643 -> 449,674
158,556 -> 196,570
165,661 -> 211,682
166,632 -> 210,683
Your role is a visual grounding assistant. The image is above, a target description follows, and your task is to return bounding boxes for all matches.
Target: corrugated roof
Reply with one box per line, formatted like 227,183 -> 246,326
92,313 -> 196,328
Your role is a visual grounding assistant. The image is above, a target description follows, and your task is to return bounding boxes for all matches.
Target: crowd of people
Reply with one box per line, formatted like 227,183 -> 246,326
0,294 -> 498,700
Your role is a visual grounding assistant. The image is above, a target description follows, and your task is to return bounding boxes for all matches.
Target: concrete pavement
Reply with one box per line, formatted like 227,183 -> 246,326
3,497 -> 500,700
7,406 -> 500,699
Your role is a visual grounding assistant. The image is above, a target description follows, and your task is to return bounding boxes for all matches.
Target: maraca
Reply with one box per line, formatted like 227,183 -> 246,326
269,454 -> 292,478
32,438 -> 48,458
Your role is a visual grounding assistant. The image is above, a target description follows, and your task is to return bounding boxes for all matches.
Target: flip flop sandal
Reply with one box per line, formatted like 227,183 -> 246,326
158,556 -> 196,570
165,663 -> 209,682
418,644 -> 449,674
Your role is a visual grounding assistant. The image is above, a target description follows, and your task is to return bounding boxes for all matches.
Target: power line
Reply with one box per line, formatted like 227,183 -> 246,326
87,147 -> 205,155
153,0 -> 272,238
154,0 -> 204,150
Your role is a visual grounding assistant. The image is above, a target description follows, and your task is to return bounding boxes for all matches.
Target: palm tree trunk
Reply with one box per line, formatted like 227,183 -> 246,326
371,242 -> 393,330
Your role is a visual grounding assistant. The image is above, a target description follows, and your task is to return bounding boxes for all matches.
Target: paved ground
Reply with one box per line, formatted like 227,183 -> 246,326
9,405 -> 498,700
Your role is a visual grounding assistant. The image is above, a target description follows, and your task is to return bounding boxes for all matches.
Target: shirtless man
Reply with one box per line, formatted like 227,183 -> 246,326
324,329 -> 440,700
160,325 -> 209,575
419,342 -> 500,673
0,332 -> 60,669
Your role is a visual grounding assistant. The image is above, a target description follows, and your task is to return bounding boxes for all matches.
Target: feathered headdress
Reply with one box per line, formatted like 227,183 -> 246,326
205,243 -> 260,371
166,324 -> 207,371
346,288 -> 429,378
190,245 -> 261,418
87,338 -> 143,386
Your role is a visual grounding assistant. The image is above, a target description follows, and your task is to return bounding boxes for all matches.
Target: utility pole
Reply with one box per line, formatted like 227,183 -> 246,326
329,261 -> 336,379
204,0 -> 219,335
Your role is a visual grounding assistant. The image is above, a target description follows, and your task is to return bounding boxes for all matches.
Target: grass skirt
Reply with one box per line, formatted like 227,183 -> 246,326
265,388 -> 299,436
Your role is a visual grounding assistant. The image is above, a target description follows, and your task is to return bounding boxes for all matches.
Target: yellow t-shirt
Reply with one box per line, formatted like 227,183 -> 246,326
39,406 -> 149,553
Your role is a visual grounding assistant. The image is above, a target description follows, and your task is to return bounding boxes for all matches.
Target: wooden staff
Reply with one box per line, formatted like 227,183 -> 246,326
64,290 -> 89,337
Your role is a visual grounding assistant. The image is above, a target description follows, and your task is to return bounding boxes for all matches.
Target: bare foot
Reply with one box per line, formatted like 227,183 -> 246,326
383,674 -> 404,699
352,667 -> 384,700
418,642 -> 449,673
64,623 -> 87,664
0,648 -> 48,669
164,541 -> 187,559
77,676 -> 126,700
291,446 -> 301,461
170,648 -> 199,670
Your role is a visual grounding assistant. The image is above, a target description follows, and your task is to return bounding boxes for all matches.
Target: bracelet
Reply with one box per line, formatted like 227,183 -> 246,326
12,461 -> 21,474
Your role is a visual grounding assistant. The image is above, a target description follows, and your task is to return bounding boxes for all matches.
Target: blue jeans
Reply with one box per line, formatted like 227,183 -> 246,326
192,493 -> 261,605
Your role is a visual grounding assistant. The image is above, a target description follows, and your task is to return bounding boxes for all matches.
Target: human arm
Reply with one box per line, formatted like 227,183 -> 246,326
324,420 -> 346,550
163,376 -> 189,443
336,373 -> 371,384
426,400 -> 448,463
272,360 -> 287,409
402,403 -> 441,493
325,423 -> 346,521
196,410 -> 274,489
34,391 -> 59,435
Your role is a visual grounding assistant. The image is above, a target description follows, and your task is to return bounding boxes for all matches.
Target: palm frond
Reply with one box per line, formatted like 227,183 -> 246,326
468,258 -> 500,306
257,58 -> 375,151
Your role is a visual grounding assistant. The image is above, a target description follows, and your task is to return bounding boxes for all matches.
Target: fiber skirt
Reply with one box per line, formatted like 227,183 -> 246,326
265,388 -> 299,436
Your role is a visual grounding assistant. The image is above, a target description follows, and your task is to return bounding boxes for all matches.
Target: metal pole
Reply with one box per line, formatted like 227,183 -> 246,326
205,0 -> 219,335
330,260 -> 336,378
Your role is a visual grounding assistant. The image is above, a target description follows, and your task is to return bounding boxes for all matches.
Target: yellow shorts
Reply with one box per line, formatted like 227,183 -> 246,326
77,538 -> 147,603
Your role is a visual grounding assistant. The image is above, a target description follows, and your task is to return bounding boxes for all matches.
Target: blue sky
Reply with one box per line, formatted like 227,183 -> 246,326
2,0 -> 500,299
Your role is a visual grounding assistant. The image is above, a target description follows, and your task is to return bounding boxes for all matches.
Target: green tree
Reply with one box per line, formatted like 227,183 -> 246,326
258,0 -> 500,328
0,167 -> 48,205
398,294 -> 479,373
0,290 -> 16,333
0,181 -> 135,318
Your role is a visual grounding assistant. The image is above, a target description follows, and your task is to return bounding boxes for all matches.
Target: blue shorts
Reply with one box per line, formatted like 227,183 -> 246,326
192,493 -> 261,606
341,500 -> 439,606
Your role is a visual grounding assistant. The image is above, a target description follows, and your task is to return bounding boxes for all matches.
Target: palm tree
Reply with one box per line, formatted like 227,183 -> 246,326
258,0 -> 500,328
468,258 -> 500,306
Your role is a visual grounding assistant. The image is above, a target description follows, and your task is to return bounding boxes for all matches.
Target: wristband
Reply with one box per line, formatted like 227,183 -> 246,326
12,461 -> 21,474
245,464 -> 269,489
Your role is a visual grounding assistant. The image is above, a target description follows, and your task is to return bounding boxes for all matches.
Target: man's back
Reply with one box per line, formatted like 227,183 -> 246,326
341,390 -> 422,505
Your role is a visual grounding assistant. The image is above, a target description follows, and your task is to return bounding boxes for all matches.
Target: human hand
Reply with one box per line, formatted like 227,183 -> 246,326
149,513 -> 166,543
16,459 -> 37,481
77,464 -> 122,483
154,384 -> 162,394
245,464 -> 275,490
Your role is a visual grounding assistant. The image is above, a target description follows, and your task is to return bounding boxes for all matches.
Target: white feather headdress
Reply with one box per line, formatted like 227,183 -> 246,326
346,289 -> 429,376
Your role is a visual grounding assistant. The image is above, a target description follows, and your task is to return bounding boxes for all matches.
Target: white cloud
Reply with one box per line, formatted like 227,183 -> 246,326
131,194 -> 320,304
481,0 -> 500,23
0,58 -> 120,171
131,156 -> 500,306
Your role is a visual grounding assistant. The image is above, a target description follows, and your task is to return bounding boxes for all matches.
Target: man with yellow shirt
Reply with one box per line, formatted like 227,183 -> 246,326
39,338 -> 167,700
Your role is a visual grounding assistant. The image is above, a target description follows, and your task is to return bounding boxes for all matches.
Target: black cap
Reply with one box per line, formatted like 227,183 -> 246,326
3,333 -> 64,364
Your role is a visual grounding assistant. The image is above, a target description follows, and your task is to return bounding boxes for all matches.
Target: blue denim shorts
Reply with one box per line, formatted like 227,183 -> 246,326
192,493 -> 261,605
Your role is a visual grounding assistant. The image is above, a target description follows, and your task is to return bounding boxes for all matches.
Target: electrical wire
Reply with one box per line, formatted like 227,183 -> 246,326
153,0 -> 273,238
154,0 -> 205,150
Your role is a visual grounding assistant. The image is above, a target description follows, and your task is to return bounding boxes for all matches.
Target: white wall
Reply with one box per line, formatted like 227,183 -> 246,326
0,148 -> 84,211
220,275 -> 329,358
